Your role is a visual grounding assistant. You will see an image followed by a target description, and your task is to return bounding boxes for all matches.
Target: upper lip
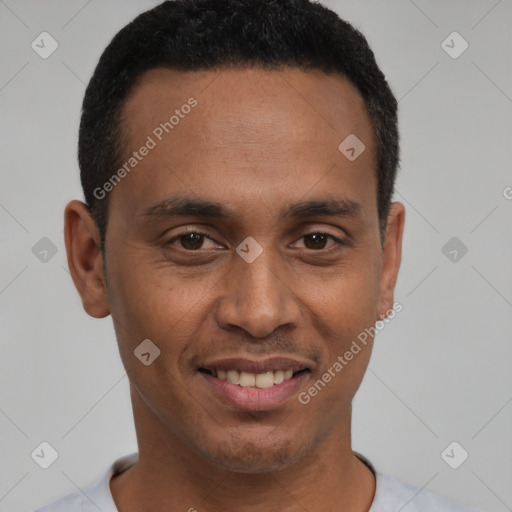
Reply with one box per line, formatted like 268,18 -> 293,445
199,356 -> 313,374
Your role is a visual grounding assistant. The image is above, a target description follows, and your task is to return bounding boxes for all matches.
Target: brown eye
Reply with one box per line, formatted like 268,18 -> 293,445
166,231 -> 217,251
302,233 -> 344,250
303,233 -> 328,249
178,233 -> 205,250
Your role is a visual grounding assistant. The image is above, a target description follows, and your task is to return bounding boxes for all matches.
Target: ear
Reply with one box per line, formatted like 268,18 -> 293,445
377,201 -> 405,319
64,200 -> 110,318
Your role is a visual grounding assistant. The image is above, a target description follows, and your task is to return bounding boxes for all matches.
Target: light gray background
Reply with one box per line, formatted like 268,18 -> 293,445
1,1 -> 511,511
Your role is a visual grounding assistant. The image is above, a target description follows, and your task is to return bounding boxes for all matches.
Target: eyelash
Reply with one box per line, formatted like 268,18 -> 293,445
165,230 -> 347,252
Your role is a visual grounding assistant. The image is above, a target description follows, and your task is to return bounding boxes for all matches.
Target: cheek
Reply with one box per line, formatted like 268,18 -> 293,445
109,257 -> 193,328
107,255 -> 219,370
301,253 -> 380,390
305,256 -> 381,332
303,283 -> 377,417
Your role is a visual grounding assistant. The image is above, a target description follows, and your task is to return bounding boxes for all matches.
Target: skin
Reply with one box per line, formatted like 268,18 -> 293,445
64,67 -> 405,512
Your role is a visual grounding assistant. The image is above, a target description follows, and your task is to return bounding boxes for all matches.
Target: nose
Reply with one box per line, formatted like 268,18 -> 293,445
215,248 -> 301,339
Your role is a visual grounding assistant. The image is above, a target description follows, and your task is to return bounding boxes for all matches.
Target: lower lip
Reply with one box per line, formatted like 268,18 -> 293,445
199,371 -> 310,411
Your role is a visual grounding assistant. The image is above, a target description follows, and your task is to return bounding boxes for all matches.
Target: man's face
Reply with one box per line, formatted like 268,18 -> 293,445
88,67 -> 402,471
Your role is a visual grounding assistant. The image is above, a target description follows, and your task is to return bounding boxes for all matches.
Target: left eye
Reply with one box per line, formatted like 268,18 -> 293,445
296,232 -> 344,250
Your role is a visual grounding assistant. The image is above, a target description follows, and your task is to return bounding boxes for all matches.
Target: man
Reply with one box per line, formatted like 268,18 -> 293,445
34,0 -> 483,510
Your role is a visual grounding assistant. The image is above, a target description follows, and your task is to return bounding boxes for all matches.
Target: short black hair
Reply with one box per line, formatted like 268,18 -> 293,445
79,0 -> 399,251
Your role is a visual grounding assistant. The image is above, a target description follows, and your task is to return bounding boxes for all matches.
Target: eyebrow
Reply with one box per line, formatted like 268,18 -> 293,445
138,195 -> 362,221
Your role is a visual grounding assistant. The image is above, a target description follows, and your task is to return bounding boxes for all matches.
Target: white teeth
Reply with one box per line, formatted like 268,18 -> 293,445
255,371 -> 274,388
215,368 -> 298,387
273,370 -> 285,384
226,370 -> 240,385
239,371 -> 256,387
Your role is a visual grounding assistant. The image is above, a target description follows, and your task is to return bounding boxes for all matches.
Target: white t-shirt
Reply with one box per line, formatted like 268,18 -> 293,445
33,452 -> 483,512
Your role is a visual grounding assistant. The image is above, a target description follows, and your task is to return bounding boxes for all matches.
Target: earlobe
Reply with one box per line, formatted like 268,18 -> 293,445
377,201 -> 405,319
64,200 -> 110,318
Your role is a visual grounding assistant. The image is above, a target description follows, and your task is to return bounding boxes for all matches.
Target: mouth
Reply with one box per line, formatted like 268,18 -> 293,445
196,357 -> 313,411
198,367 -> 310,388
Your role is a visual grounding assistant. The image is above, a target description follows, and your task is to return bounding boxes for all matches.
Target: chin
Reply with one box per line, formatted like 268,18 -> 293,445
196,432 -> 313,473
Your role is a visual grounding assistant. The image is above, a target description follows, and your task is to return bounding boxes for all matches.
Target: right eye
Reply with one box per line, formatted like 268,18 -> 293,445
166,230 -> 220,251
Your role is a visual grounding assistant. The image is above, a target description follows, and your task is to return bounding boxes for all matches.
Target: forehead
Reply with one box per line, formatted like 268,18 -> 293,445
122,66 -> 375,149
112,66 -> 377,221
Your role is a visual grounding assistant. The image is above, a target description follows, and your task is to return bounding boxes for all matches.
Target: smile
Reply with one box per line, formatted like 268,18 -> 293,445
199,368 -> 309,388
197,357 -> 313,411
